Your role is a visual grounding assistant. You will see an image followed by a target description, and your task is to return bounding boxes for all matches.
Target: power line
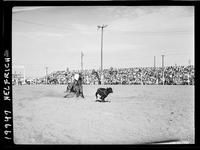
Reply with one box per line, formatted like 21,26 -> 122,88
12,7 -> 51,14
13,19 -> 71,32
165,52 -> 193,56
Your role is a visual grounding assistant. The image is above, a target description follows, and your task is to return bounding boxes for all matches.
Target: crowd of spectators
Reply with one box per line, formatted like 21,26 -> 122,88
43,65 -> 195,85
13,65 -> 195,85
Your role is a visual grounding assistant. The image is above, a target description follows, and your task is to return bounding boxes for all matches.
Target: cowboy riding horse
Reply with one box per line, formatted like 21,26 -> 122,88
64,73 -> 84,98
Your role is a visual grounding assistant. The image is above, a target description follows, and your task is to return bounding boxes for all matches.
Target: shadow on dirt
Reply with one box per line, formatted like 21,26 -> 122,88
95,100 -> 111,103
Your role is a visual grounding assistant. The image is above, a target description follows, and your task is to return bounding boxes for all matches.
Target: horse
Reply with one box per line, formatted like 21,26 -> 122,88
64,73 -> 84,98
48,78 -> 59,84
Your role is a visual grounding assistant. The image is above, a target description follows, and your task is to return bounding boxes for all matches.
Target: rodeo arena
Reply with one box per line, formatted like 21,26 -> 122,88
12,61 -> 195,144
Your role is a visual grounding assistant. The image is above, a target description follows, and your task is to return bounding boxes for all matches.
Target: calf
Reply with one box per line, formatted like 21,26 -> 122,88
95,87 -> 113,102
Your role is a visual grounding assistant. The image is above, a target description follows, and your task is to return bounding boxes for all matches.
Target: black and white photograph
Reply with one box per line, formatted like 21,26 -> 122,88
12,6 -> 195,144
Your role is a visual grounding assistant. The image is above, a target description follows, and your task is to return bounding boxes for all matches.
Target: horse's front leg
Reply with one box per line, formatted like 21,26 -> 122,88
79,86 -> 84,98
80,90 -> 84,98
75,91 -> 79,97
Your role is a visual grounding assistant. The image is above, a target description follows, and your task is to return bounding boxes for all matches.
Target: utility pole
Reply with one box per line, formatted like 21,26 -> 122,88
97,24 -> 108,84
81,51 -> 84,71
46,67 -> 48,84
23,66 -> 26,84
188,59 -> 191,66
161,55 -> 165,69
161,55 -> 165,85
154,56 -> 158,85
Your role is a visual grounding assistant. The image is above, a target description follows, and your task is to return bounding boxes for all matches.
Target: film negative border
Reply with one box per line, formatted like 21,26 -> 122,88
1,0 -> 200,148
2,2 -> 13,146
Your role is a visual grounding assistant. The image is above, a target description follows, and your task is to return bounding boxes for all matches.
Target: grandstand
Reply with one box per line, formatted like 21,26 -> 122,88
12,65 -> 26,85
15,65 -> 194,86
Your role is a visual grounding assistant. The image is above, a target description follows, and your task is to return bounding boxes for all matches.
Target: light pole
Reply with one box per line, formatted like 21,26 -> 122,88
81,51 -> 84,71
97,24 -> 108,84
46,67 -> 48,84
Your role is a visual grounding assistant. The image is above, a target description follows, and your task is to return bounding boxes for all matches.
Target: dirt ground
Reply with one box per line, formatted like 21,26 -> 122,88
13,85 -> 194,144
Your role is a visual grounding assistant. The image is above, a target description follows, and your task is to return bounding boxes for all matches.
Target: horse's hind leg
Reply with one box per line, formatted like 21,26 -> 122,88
64,94 -> 68,98
79,87 -> 84,98
80,92 -> 84,98
100,96 -> 106,102
64,92 -> 76,98
75,90 -> 79,97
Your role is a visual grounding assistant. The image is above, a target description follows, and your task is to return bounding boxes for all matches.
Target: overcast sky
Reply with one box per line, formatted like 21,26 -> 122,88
12,6 -> 194,78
